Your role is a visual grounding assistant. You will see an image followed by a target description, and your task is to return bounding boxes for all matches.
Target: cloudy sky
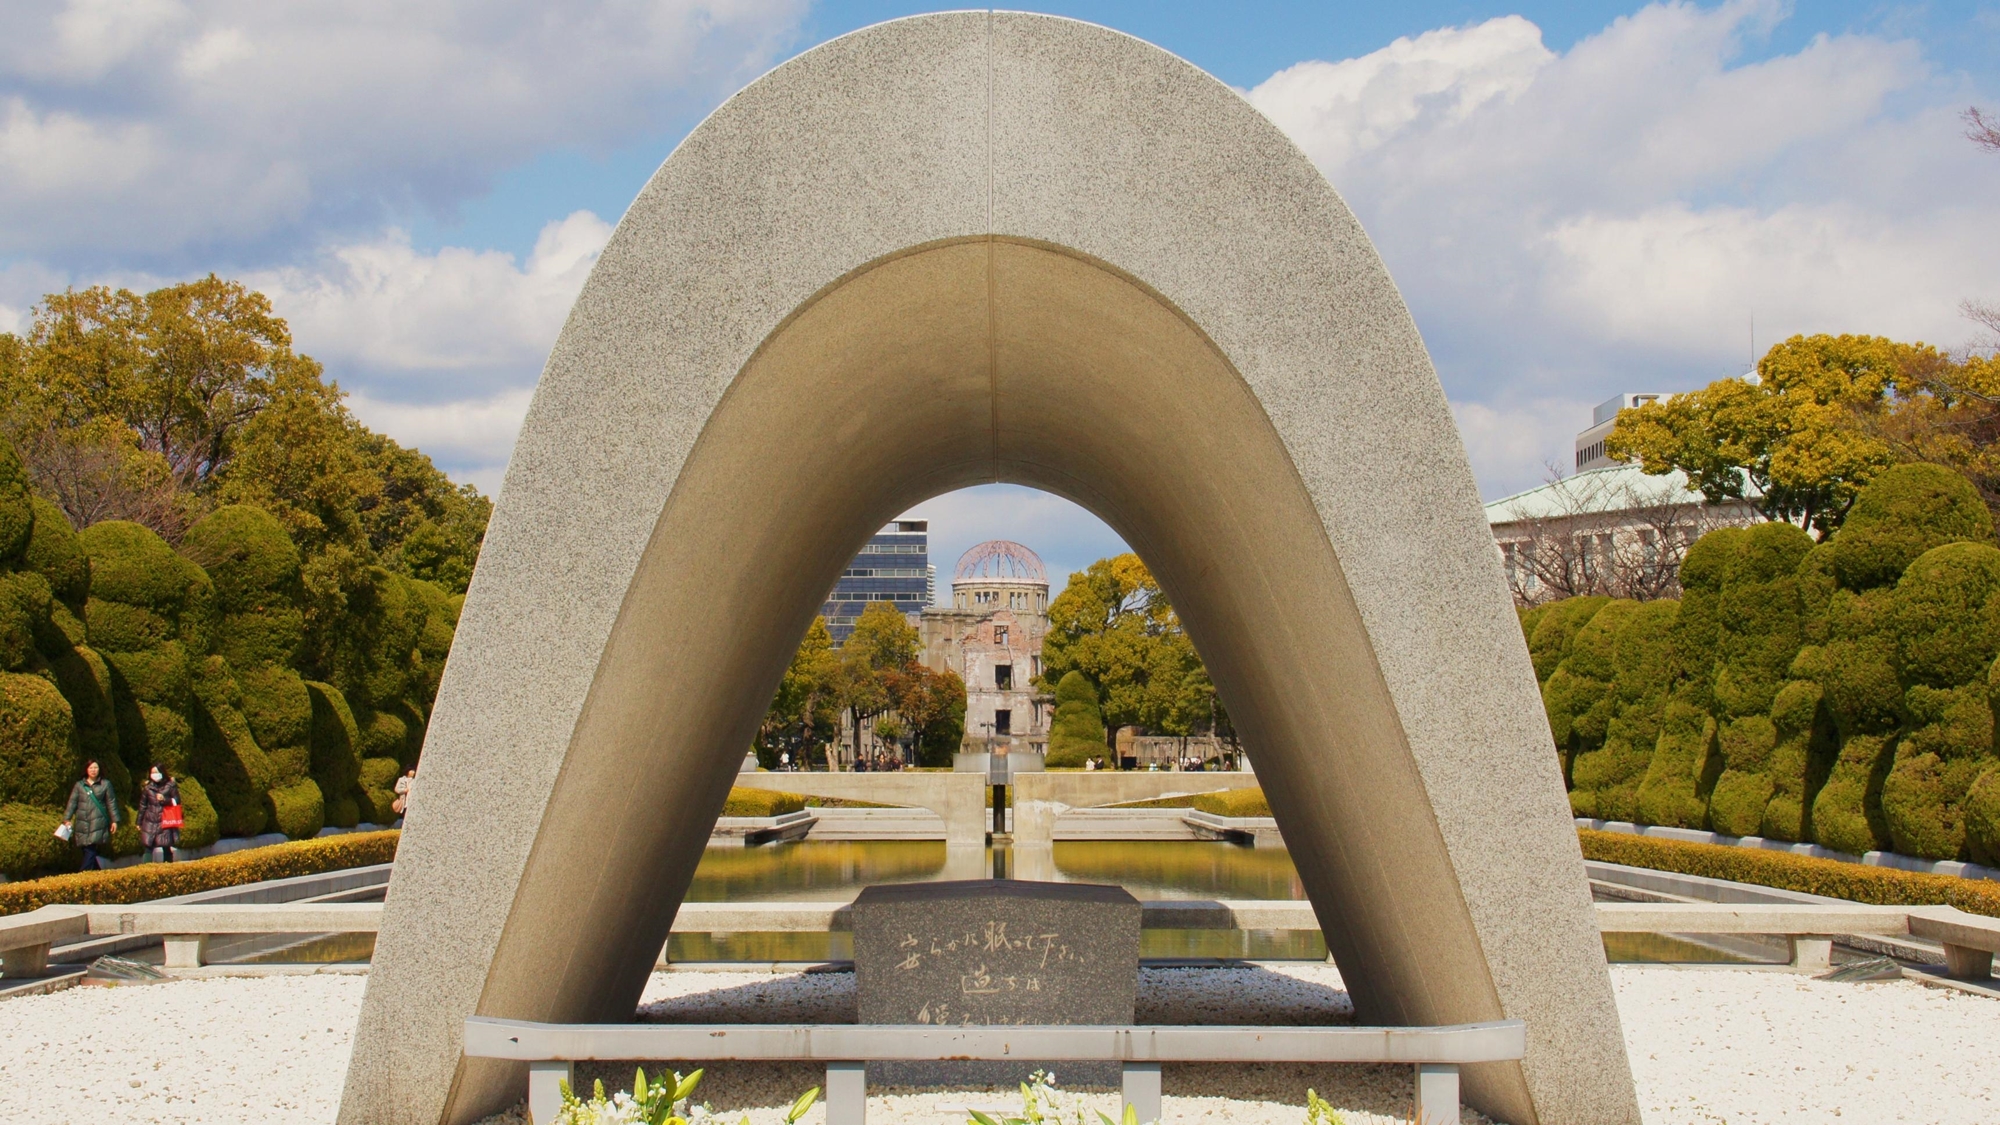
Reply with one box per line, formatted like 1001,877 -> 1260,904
4,1 -> 1998,593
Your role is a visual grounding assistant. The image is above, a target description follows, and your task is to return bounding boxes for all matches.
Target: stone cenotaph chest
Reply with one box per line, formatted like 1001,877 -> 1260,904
852,879 -> 1141,1084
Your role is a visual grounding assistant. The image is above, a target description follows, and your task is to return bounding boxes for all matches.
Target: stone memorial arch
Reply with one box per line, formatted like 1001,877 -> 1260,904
341,13 -> 1640,1125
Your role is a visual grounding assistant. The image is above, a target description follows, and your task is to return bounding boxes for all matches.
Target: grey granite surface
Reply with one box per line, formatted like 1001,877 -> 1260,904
341,14 -> 1637,1125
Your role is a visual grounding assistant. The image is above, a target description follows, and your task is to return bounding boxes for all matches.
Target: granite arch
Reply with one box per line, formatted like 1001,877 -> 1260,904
340,14 -> 1639,1125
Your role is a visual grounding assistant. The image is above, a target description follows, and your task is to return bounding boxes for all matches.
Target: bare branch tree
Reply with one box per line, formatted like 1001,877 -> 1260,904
1967,107 -> 2000,154
1962,299 -> 2000,355
1494,466 -> 1740,607
12,421 -> 187,540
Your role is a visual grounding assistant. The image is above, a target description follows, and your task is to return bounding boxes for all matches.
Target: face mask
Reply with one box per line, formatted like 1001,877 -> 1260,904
151,771 -> 163,782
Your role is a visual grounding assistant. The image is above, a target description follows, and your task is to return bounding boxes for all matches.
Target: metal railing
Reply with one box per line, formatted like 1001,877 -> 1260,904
462,1015 -> 1527,1125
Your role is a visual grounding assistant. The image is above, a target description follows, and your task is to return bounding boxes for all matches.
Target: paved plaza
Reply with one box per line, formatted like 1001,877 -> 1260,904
3,964 -> 1992,1125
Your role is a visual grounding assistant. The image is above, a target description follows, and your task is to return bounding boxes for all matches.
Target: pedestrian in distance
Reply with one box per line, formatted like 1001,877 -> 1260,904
138,765 -> 182,863
392,767 -> 416,817
60,760 -> 121,871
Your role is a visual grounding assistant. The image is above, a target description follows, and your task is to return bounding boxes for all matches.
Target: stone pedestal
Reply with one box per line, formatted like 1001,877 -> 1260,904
1789,936 -> 1833,973
1943,943 -> 1994,980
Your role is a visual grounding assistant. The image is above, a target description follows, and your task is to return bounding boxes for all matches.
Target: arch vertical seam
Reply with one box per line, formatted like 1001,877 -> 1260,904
984,10 -> 998,476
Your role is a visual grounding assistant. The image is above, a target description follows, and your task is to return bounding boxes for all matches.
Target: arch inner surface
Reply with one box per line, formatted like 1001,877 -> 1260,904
468,239 -> 1523,1122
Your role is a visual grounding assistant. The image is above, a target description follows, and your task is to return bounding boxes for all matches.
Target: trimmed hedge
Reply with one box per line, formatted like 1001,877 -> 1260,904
721,788 -> 806,817
1532,465 -> 2000,866
0,434 -> 462,880
1117,787 -> 1273,817
800,796 -> 898,809
1578,827 -> 2000,918
0,829 -> 399,915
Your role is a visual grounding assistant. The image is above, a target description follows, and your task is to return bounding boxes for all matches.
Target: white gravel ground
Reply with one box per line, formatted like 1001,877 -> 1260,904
0,965 -> 1993,1124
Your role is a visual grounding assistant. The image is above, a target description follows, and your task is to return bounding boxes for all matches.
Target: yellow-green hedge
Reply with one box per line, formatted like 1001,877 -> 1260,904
1118,788 -> 1273,818
1579,828 -> 2000,918
0,830 -> 398,916
720,788 -> 805,818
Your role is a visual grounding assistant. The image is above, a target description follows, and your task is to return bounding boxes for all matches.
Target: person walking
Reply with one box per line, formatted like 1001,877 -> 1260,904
392,767 -> 416,818
61,760 -> 120,871
138,766 -> 182,863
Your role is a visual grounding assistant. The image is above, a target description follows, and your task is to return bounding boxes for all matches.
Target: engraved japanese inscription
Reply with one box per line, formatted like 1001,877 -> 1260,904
852,879 -> 1141,1027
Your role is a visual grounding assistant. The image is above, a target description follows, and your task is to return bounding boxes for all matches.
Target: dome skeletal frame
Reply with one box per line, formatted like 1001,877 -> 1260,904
953,539 -> 1049,585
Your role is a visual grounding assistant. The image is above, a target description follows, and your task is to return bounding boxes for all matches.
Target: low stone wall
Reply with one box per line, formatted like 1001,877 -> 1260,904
1013,772 -> 1260,849
734,772 -> 988,847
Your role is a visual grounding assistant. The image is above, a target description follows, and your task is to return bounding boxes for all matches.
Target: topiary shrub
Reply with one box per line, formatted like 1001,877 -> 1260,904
355,705 -> 410,762
24,497 -> 89,611
266,776 -> 325,840
1811,732 -> 1896,855
358,756 -> 402,825
1669,528 -> 1739,709
1634,697 -> 1717,829
266,745 -> 309,788
171,773 -> 220,850
0,671 -> 77,808
0,802 -> 70,879
78,521 -> 212,640
1965,767 -> 2000,866
1710,521 -> 1813,719
47,644 -> 119,769
1816,463 -> 1993,593
0,437 -> 32,564
187,658 -> 272,837
306,681 -> 362,827
1761,679 -> 1834,841
180,506 -> 301,618
1554,599 -> 1657,809
1543,600 -> 1625,781
1045,671 -> 1106,768
79,520 -> 216,797
236,664 -> 310,750
1575,600 -> 1682,821
1706,714 -> 1777,836
1881,681 -> 1995,860
1527,596 -> 1608,682
1890,542 -> 2000,689
0,571 -> 47,672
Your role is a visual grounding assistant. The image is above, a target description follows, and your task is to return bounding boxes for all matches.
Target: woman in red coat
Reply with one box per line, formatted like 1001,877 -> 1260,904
137,766 -> 182,863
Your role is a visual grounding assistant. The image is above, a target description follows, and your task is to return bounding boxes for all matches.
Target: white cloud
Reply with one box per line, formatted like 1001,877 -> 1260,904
0,0 -> 807,257
233,211 -> 612,484
1543,200 -> 2000,350
251,210 -> 612,378
346,386 -> 533,489
1246,1 -> 1997,497
1250,16 -> 1551,171
1451,398 -> 1599,495
48,0 -> 190,80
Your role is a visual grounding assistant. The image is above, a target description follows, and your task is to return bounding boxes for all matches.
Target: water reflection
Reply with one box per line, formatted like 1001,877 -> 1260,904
688,841 -> 951,901
669,839 -> 1321,962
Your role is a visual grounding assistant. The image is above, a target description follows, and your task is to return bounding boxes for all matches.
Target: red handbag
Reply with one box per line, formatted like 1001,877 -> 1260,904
160,803 -> 184,829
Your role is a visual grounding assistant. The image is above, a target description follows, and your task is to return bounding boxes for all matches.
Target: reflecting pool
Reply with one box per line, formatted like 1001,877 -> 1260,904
668,839 -> 1323,962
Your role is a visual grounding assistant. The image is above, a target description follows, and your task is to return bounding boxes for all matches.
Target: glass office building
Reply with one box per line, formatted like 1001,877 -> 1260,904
822,520 -> 932,643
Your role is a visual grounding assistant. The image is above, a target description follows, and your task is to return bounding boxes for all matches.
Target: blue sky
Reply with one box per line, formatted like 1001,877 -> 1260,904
4,1 -> 1999,592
